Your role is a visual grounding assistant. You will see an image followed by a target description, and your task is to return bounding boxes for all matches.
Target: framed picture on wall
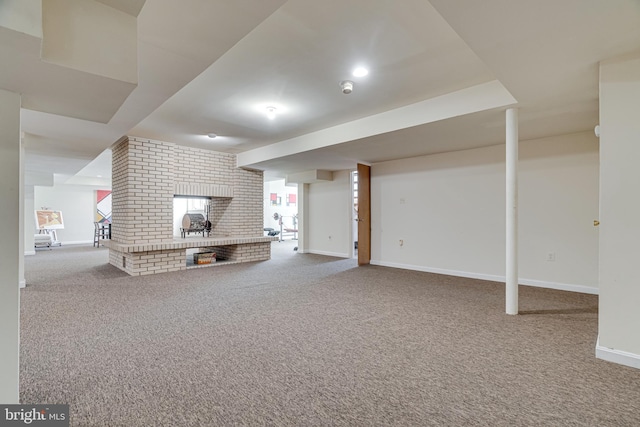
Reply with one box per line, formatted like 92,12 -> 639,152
35,210 -> 65,230
96,190 -> 112,223
270,193 -> 281,206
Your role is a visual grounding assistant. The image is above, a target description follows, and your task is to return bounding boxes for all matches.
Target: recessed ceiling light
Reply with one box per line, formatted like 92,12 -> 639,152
207,133 -> 217,139
266,106 -> 277,120
352,67 -> 369,77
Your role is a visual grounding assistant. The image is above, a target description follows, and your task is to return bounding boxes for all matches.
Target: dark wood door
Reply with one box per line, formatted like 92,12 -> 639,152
357,163 -> 371,265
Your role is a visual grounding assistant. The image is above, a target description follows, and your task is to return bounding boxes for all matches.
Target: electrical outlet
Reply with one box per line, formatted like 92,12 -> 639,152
547,252 -> 556,262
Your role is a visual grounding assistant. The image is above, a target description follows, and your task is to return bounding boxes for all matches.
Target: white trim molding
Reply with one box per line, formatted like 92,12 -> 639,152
61,240 -> 94,246
519,278 -> 598,295
370,260 -> 598,295
596,336 -> 640,370
371,260 -> 503,282
307,250 -> 350,258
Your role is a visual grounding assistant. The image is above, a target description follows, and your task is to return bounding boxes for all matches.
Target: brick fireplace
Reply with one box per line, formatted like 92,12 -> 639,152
107,136 -> 275,276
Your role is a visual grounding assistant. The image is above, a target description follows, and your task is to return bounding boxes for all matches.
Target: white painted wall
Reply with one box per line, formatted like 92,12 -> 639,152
598,52 -> 640,362
519,133 -> 599,291
35,184 -> 111,244
372,143 -> 506,278
370,132 -> 599,293
307,170 -> 352,257
0,88 -> 21,404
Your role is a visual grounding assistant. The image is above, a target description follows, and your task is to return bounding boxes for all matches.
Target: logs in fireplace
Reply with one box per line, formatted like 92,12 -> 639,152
180,213 -> 211,238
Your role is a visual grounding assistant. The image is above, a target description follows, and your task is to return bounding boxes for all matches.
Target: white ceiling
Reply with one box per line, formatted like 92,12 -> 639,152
4,0 -> 640,183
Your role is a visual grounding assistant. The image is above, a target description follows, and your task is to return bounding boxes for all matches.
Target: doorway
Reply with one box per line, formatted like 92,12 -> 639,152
356,163 -> 371,266
351,170 -> 358,259
264,178 -> 299,257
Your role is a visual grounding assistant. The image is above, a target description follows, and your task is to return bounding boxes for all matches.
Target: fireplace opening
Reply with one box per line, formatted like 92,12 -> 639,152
173,196 -> 211,238
173,195 -> 232,238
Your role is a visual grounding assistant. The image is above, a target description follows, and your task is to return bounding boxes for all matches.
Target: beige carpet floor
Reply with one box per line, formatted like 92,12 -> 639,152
21,241 -> 640,426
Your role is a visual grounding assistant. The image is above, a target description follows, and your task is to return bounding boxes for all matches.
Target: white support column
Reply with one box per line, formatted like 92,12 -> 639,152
24,185 -> 36,256
297,183 -> 310,253
506,108 -> 519,315
0,88 -> 21,403
19,140 -> 25,288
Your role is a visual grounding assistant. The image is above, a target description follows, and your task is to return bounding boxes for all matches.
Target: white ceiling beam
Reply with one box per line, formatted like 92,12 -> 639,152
238,80 -> 517,168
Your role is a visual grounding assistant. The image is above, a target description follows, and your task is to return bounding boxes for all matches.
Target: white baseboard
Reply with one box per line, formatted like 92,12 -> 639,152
61,240 -> 94,246
307,250 -> 350,258
371,260 -> 503,282
596,336 -> 640,369
24,250 -> 36,256
519,278 -> 598,295
370,260 -> 598,295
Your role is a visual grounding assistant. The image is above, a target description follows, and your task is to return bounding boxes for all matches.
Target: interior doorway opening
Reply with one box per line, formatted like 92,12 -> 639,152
352,170 -> 358,259
264,178 -> 298,256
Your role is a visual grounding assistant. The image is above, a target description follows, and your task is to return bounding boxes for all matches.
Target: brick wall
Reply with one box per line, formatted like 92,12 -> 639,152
174,145 -> 235,188
111,137 -> 175,244
228,168 -> 265,236
209,198 -> 232,235
208,242 -> 271,263
109,247 -> 185,276
111,137 -> 265,242
109,136 -> 268,274
111,138 -> 129,244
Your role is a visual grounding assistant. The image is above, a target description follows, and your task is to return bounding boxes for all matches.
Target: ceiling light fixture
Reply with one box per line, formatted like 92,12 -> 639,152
266,106 -> 277,120
352,67 -> 369,77
207,133 -> 217,139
